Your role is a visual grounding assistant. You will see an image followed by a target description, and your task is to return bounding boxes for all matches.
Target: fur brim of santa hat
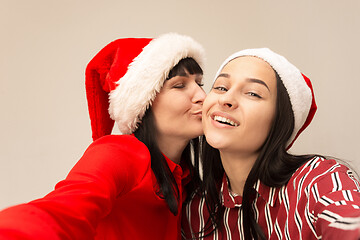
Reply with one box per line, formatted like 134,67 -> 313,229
214,48 -> 317,149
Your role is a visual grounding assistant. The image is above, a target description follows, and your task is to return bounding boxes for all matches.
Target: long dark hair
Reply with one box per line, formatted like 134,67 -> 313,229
134,57 -> 203,215
201,71 -> 317,239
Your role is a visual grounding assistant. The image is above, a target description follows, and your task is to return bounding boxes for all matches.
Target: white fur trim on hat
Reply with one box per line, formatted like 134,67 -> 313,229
214,48 -> 312,146
109,33 -> 205,134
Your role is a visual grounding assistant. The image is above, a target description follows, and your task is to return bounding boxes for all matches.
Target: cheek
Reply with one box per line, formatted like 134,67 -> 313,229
202,96 -> 216,133
158,96 -> 193,125
202,94 -> 216,115
246,105 -> 276,140
245,102 -> 275,142
255,107 -> 274,127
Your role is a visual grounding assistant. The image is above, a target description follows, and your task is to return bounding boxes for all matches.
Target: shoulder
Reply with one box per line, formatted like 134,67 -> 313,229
85,135 -> 149,160
290,156 -> 359,193
90,134 -> 147,150
289,159 -> 360,236
70,135 -> 151,183
293,157 -> 353,179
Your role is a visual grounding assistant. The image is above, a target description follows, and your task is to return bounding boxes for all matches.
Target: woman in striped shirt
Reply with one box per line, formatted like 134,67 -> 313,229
182,48 -> 360,239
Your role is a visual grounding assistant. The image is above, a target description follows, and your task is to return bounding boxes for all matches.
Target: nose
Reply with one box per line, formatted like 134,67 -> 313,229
192,84 -> 206,104
218,91 -> 238,109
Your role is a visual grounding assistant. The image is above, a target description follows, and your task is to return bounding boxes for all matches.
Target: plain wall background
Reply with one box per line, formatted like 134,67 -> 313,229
1,0 -> 359,209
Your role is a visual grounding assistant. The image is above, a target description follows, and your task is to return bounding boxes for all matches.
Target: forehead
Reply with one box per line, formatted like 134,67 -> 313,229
221,56 -> 276,81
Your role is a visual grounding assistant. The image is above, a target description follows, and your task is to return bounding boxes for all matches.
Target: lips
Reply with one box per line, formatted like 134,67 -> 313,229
191,110 -> 202,119
213,115 -> 238,126
211,112 -> 239,127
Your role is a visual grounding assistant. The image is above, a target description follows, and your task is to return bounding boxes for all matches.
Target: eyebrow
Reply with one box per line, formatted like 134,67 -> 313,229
166,72 -> 189,81
216,73 -> 230,79
166,73 -> 203,84
246,78 -> 270,91
216,73 -> 270,91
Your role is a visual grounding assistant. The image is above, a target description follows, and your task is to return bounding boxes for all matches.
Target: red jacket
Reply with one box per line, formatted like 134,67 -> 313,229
0,135 -> 190,239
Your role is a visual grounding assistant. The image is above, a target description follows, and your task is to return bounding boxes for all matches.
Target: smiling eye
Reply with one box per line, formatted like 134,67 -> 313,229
247,92 -> 262,98
213,86 -> 227,92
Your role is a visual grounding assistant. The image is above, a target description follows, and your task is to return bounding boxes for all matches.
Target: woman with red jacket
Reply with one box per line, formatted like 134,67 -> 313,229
0,33 -> 206,239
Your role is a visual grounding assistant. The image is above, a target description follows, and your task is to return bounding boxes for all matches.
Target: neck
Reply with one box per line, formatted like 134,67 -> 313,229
220,150 -> 258,196
157,135 -> 188,164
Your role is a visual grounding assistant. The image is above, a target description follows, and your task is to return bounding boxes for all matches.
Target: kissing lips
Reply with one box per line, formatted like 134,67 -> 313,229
192,110 -> 202,119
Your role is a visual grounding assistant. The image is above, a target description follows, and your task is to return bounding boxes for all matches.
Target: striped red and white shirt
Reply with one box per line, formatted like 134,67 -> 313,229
182,157 -> 360,239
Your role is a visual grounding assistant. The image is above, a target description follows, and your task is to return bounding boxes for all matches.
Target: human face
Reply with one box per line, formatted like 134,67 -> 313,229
203,56 -> 277,156
152,72 -> 206,143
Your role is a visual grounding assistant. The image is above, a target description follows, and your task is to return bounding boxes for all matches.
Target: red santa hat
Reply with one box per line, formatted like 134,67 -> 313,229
85,33 -> 205,140
214,48 -> 317,149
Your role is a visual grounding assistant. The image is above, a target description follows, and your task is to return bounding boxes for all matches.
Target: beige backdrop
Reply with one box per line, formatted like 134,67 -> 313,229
1,0 -> 359,209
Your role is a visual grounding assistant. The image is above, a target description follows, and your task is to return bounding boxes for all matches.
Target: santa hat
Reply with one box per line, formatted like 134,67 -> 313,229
85,33 -> 205,140
214,48 -> 317,149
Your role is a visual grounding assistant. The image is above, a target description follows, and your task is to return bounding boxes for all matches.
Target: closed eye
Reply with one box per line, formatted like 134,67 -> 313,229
173,84 -> 185,89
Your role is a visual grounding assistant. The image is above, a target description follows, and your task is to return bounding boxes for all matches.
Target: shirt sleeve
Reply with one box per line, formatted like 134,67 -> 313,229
0,135 -> 150,240
309,161 -> 360,239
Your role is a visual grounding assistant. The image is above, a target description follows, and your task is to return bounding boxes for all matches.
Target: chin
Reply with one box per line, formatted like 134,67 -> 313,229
190,129 -> 204,139
204,131 -> 227,149
181,128 -> 203,140
192,123 -> 204,135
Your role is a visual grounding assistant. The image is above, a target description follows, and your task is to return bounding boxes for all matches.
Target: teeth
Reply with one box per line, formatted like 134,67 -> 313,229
214,115 -> 238,126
